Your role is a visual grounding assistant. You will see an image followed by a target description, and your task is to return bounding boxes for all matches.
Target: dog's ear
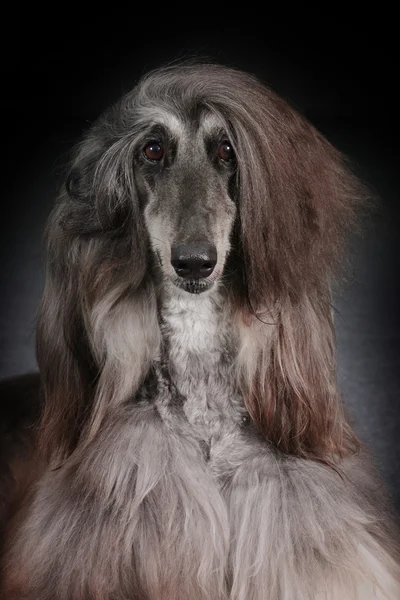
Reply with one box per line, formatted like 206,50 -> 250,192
36,200 -> 98,461
238,294 -> 358,460
233,88 -> 369,460
233,89 -> 368,306
36,118 -> 155,461
63,111 -> 143,238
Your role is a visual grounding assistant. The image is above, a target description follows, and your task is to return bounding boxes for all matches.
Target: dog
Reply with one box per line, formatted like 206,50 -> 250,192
0,62 -> 399,599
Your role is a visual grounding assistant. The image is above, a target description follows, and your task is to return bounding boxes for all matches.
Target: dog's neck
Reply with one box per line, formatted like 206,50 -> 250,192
159,288 -> 246,440
161,290 -> 227,358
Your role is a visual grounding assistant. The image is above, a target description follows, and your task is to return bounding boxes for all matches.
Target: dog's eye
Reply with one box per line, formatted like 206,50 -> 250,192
143,141 -> 164,162
217,140 -> 234,162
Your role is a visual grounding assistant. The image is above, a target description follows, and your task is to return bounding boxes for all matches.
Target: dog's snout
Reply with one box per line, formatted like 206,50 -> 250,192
171,243 -> 217,279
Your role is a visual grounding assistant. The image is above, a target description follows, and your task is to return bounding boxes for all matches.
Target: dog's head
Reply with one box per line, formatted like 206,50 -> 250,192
39,63 -> 368,461
62,64 -> 365,303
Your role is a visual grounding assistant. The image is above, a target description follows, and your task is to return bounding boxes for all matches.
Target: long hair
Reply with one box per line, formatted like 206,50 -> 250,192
37,63 -> 368,463
5,63 -> 400,600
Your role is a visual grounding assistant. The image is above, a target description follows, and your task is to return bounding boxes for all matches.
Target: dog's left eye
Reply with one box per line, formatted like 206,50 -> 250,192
217,140 -> 234,162
143,141 -> 164,162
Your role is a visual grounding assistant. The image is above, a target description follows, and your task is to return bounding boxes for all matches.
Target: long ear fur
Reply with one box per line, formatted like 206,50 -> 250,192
37,111 -> 160,461
236,294 -> 357,460
211,68 -> 371,460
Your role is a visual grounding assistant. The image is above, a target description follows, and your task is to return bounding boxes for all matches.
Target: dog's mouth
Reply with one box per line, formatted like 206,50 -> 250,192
174,278 -> 214,294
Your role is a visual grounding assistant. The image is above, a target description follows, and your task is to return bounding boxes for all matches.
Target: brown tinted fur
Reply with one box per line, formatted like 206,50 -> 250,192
37,64 -> 369,464
3,65 -> 397,600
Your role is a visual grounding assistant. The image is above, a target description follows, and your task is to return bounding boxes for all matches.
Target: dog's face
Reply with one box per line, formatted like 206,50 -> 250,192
133,111 -> 237,294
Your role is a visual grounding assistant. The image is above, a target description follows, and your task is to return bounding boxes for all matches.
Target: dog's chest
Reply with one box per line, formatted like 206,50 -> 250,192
161,294 -> 245,440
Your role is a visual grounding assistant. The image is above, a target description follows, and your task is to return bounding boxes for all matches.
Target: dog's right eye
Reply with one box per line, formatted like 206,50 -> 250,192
217,140 -> 235,162
143,141 -> 164,162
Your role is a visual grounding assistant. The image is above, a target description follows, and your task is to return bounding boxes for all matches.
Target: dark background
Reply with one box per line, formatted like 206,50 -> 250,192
1,13 -> 399,511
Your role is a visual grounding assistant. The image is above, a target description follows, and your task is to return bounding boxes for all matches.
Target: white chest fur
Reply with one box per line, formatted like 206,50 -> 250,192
161,291 -> 243,440
163,293 -> 221,356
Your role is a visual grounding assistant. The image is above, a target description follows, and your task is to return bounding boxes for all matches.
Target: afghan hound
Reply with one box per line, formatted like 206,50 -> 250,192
1,63 -> 399,600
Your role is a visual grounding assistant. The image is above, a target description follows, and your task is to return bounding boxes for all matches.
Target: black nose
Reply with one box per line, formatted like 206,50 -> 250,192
171,243 -> 217,279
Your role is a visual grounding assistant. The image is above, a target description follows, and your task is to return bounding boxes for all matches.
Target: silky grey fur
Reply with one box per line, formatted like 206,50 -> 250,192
2,64 -> 400,599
